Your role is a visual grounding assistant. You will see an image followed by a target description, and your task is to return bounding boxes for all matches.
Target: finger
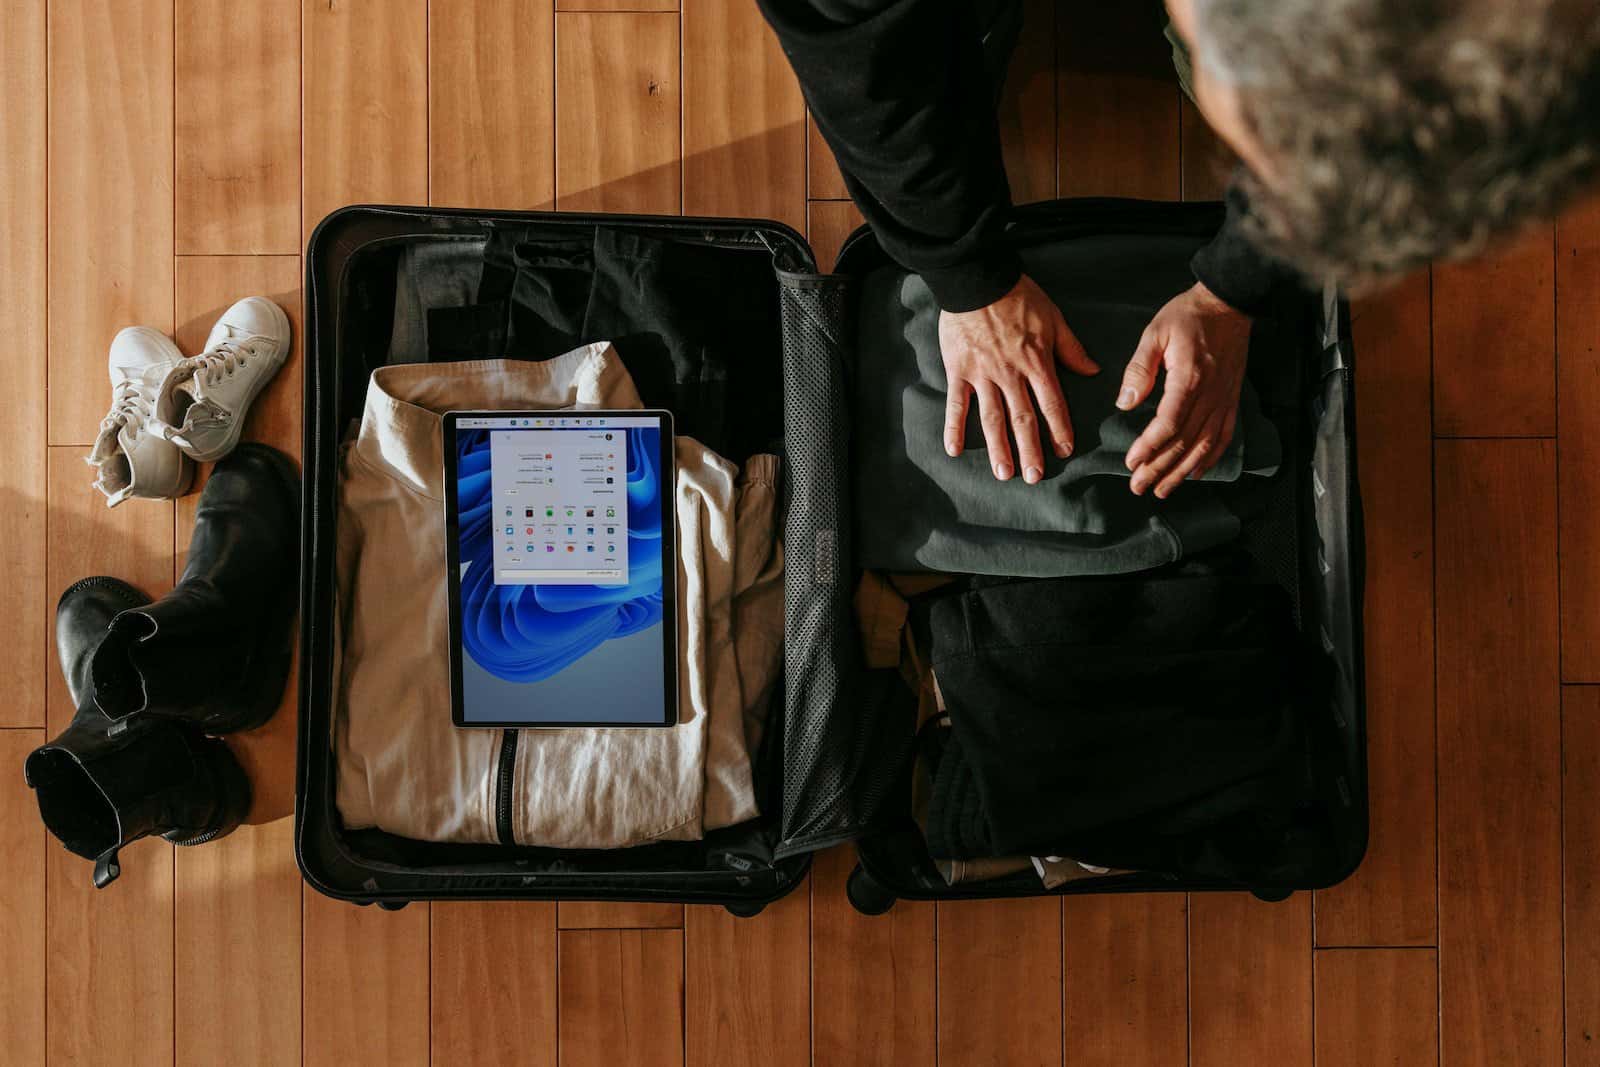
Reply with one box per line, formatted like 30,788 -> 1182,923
1155,411 -> 1226,498
1028,369 -> 1075,460
1001,376 -> 1047,484
944,377 -> 972,457
1053,311 -> 1100,377
1118,328 -> 1162,412
1126,354 -> 1200,471
974,380 -> 1014,480
1131,403 -> 1210,496
1199,406 -> 1238,476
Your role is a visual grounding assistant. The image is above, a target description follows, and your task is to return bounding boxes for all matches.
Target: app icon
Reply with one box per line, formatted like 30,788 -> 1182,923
504,544 -> 512,552
566,526 -> 574,536
566,545 -> 574,553
524,508 -> 533,518
586,545 -> 595,553
504,507 -> 512,517
565,508 -> 574,517
545,507 -> 554,517
606,526 -> 615,535
607,544 -> 616,553
504,525 -> 513,535
525,543 -> 535,552
606,507 -> 616,518
605,477 -> 614,484
585,508 -> 594,518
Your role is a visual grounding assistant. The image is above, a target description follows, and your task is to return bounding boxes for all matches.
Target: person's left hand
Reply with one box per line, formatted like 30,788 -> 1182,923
1117,280 -> 1253,498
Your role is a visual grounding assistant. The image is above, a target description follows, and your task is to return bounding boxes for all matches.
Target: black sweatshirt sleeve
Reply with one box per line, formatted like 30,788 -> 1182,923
756,0 -> 1021,311
1190,177 -> 1300,316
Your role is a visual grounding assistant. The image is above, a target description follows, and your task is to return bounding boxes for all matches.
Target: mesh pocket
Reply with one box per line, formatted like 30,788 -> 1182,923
776,273 -> 908,855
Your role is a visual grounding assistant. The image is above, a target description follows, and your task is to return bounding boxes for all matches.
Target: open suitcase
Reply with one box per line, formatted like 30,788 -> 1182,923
295,198 -> 1365,917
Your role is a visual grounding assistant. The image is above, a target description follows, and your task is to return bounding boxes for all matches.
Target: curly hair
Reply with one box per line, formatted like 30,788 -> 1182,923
1191,0 -> 1600,289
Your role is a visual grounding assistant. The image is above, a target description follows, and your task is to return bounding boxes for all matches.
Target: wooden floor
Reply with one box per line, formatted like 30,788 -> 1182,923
1,1 -> 1596,1064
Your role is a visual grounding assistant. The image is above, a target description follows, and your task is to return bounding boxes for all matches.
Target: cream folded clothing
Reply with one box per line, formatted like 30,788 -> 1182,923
333,343 -> 784,847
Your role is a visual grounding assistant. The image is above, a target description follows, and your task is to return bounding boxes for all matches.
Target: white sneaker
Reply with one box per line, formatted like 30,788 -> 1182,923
85,327 -> 195,507
154,296 -> 291,463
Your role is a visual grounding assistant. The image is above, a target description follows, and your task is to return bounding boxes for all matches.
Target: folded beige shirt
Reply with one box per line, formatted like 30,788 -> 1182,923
333,343 -> 783,847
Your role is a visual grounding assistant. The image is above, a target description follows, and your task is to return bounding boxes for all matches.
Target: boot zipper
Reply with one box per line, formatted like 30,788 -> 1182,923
495,729 -> 518,845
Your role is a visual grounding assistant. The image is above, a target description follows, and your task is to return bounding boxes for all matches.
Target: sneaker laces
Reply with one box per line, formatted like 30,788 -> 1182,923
101,378 -> 151,433
190,338 -> 255,389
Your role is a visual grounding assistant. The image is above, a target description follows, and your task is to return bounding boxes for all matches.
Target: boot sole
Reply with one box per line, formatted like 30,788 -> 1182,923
174,299 -> 293,464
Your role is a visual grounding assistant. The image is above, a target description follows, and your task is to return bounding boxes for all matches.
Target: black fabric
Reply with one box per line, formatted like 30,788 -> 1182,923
921,564 -> 1318,882
420,226 -> 786,463
755,0 -> 1297,313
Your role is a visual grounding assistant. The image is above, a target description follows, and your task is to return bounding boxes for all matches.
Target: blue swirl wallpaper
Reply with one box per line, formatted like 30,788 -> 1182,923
456,426 -> 665,682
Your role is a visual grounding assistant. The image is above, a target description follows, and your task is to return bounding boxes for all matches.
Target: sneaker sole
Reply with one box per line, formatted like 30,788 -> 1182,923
176,298 -> 293,464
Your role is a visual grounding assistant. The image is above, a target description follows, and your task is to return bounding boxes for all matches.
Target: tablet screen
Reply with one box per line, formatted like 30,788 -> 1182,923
445,411 -> 677,728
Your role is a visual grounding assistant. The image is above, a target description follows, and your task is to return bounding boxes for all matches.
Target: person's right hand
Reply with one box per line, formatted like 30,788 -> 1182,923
937,275 -> 1100,483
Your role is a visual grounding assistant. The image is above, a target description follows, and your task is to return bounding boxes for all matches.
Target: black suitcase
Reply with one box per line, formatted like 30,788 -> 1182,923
295,199 -> 1365,917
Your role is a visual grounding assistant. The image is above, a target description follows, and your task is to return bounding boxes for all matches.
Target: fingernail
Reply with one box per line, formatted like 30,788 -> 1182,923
1056,441 -> 1072,459
1117,387 -> 1137,410
1024,466 -> 1042,484
945,439 -> 960,458
1131,477 -> 1146,495
1154,486 -> 1169,500
994,462 -> 1013,480
1125,455 -> 1138,471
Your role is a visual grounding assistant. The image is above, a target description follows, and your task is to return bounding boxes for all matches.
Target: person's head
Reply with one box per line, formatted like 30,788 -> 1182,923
1167,0 -> 1600,289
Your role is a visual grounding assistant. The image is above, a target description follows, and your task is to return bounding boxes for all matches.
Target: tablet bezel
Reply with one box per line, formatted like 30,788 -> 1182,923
443,409 -> 679,729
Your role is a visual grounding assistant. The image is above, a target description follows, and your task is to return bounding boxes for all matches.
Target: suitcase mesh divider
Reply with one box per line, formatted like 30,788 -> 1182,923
775,273 -> 908,856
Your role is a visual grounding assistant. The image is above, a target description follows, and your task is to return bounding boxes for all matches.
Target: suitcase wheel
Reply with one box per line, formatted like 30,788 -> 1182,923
1250,887 -> 1294,904
724,901 -> 767,918
846,864 -> 896,916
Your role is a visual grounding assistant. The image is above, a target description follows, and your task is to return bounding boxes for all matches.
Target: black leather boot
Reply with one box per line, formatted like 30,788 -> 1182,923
91,443 -> 300,733
25,577 -> 251,888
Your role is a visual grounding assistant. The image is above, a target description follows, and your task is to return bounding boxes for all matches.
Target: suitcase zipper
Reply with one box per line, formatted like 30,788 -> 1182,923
495,729 -> 519,845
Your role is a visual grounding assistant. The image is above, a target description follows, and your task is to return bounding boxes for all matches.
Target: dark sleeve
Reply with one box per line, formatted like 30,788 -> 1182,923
1190,177 -> 1302,316
756,0 -> 1020,311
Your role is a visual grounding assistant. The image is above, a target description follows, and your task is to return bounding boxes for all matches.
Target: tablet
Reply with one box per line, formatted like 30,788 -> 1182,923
443,410 -> 677,728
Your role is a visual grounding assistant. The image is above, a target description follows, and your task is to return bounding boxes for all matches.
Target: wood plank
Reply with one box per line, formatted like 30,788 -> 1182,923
1188,892 -> 1312,1067
173,256 -> 303,822
1179,96 -> 1233,202
174,823 -> 301,1066
558,0 -> 676,10
555,12 -> 681,214
1314,272 -> 1437,947
937,897 -> 1062,1067
429,0 -> 556,210
44,447 -> 175,1067
302,889 -> 431,1067
1565,686 -> 1600,1064
807,114 -> 848,202
683,0 -> 806,231
302,0 -> 428,240
998,0 -> 1057,205
1062,894 -> 1187,1067
0,0 -> 47,728
175,0 -> 300,254
1432,226 -> 1557,436
0,729 -> 46,1067
1056,5 -> 1179,199
1314,949 -> 1439,1067
432,902 -> 558,1066
810,847 -> 935,1067
684,878 -> 810,1066
169,255 -> 302,1066
1435,438 -> 1562,1066
1557,196 -> 1600,681
806,200 -> 864,274
48,0 -> 174,447
558,901 -> 683,928
559,928 -> 684,1067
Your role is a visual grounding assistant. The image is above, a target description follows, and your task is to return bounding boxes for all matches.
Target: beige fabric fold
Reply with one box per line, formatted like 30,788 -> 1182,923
334,343 -> 782,847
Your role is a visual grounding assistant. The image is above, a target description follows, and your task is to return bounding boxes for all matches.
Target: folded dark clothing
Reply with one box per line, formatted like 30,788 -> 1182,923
922,571 -> 1313,881
852,234 -> 1285,577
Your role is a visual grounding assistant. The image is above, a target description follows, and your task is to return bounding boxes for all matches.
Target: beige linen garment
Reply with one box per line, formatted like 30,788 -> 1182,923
333,343 -> 783,847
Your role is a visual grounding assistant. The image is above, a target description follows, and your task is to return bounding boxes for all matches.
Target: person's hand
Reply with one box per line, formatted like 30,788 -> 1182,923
938,275 -> 1100,484
1118,281 -> 1252,498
